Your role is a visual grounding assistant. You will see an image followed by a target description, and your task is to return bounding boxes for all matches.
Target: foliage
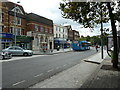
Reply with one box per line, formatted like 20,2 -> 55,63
60,2 -> 119,28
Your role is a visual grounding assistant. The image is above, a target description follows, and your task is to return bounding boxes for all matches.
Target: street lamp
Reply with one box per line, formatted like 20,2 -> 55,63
14,1 -> 20,46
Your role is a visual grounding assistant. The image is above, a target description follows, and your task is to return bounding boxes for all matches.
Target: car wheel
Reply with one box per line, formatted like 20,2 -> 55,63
0,55 -> 4,60
23,53 -> 28,56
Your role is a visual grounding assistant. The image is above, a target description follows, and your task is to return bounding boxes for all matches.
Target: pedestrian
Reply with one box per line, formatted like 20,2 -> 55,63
95,44 -> 99,52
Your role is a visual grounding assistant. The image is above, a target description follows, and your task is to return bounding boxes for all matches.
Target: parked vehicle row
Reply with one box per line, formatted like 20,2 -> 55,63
0,46 -> 33,60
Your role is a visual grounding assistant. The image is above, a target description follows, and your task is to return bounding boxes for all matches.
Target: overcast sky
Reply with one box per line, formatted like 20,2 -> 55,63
7,0 -> 111,36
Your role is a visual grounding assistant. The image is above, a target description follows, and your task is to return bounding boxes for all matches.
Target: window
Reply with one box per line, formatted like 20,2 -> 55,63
16,28 -> 21,35
0,12 -> 2,23
35,24 -> 38,31
17,17 -> 21,25
45,28 -> 48,33
10,27 -> 13,34
56,34 -> 58,38
56,27 -> 58,31
50,29 -> 52,33
0,26 -> 2,32
9,47 -> 14,50
59,34 -> 61,38
40,26 -> 44,32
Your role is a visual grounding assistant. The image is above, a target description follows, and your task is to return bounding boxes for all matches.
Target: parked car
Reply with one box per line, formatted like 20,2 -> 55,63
0,51 -> 12,60
2,46 -> 33,56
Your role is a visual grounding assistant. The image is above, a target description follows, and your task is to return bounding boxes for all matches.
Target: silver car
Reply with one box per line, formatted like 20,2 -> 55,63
3,46 -> 33,56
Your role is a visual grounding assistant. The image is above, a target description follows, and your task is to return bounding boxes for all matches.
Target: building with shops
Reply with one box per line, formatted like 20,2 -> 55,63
53,24 -> 68,49
1,1 -> 33,50
26,13 -> 54,52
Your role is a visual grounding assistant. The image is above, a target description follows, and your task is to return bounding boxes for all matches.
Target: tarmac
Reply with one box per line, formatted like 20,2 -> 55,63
27,47 -> 120,89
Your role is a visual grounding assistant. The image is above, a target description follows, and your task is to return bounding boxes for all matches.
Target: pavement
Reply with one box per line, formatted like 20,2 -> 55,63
81,55 -> 120,89
28,48 -> 117,89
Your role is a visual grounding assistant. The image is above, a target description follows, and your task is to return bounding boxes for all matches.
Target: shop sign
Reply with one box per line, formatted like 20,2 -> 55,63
1,39 -> 12,43
0,33 -> 13,39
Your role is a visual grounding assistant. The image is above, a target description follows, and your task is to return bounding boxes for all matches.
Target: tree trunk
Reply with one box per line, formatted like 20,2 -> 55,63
107,2 -> 118,68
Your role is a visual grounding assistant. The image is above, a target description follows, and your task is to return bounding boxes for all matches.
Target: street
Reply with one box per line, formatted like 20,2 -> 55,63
2,49 -> 97,88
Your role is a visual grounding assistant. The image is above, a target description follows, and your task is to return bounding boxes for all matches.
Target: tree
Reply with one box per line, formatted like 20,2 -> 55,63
59,1 -> 120,68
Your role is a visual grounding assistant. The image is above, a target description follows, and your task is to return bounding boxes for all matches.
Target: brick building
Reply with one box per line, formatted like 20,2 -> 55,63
1,1 -> 32,49
26,13 -> 54,52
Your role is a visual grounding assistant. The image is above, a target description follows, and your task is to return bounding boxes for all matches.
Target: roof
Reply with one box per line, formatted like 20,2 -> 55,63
26,13 -> 53,26
2,1 -> 26,14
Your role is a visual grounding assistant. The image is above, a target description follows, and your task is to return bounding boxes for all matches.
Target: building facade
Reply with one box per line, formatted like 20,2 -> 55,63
26,13 -> 54,52
73,30 -> 80,41
1,1 -> 32,49
53,24 -> 68,49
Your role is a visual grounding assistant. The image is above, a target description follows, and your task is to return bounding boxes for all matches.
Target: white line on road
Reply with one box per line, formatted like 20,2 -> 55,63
56,67 -> 60,69
12,80 -> 25,86
63,64 -> 67,67
47,69 -> 54,73
34,73 -> 43,78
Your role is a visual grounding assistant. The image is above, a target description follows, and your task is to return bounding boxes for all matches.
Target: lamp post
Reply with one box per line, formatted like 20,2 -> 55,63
14,1 -> 20,46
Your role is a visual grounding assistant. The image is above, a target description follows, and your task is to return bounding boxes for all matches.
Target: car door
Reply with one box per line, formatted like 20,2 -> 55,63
7,47 -> 16,55
14,47 -> 24,55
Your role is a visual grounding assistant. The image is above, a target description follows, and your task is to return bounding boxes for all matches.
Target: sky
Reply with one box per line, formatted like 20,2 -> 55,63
6,0 -> 111,37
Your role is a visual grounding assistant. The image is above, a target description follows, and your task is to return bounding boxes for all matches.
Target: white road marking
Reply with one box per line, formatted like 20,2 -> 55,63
56,67 -> 60,69
12,80 -> 25,86
34,73 -> 43,78
63,64 -> 67,67
47,69 -> 53,73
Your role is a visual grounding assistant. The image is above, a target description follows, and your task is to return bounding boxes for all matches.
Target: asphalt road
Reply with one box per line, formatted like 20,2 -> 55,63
2,49 -> 97,89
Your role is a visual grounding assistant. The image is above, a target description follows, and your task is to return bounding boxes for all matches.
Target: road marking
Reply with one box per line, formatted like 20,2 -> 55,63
47,69 -> 53,73
63,64 -> 67,67
12,80 -> 25,86
34,73 -> 43,78
56,67 -> 60,69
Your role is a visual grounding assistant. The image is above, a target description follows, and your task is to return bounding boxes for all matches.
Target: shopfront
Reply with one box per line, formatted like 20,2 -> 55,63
54,39 -> 67,49
13,35 -> 33,50
0,33 -> 13,50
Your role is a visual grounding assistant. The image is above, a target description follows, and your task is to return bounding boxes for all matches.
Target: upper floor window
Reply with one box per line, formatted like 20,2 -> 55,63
55,26 -> 57,31
45,28 -> 48,33
49,29 -> 52,34
35,24 -> 38,31
56,34 -> 58,38
10,27 -> 13,34
40,26 -> 44,32
0,12 -> 2,23
16,28 -> 21,35
17,17 -> 21,25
